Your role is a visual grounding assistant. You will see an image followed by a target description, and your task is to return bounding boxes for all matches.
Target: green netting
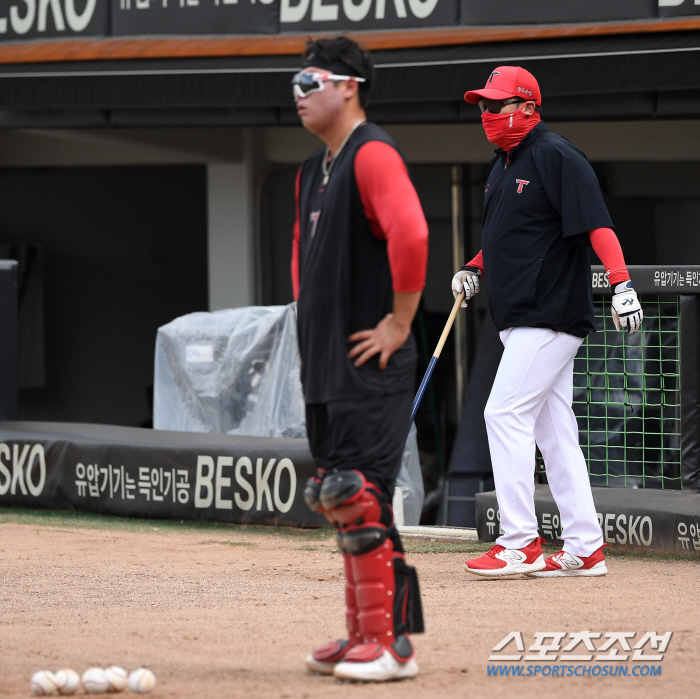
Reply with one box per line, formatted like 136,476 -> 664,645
573,294 -> 682,490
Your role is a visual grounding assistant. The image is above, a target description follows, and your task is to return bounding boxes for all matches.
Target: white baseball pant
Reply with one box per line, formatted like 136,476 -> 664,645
484,326 -> 603,557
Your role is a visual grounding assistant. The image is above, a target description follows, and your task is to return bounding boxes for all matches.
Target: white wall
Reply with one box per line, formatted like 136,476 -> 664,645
264,120 -> 700,164
207,162 -> 255,310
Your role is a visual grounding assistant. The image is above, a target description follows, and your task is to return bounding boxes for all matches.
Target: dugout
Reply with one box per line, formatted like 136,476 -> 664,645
1,3 -> 700,530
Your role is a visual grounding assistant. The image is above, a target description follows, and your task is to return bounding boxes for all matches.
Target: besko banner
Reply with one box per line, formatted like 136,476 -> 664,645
0,1 -> 693,43
0,422 -> 326,527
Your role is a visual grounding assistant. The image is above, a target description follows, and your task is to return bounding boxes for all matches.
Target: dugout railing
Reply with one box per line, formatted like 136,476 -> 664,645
580,265 -> 700,491
442,265 -> 700,527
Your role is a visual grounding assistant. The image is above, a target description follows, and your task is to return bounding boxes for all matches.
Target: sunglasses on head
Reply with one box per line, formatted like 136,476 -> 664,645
478,98 -> 526,114
292,71 -> 366,99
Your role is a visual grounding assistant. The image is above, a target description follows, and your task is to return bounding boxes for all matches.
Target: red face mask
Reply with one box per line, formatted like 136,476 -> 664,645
481,107 -> 540,152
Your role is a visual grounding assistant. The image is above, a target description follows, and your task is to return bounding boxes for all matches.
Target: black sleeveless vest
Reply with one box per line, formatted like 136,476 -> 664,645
296,123 -> 417,403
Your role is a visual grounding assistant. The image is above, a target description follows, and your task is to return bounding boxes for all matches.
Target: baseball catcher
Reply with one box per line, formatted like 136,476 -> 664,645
291,37 -> 428,680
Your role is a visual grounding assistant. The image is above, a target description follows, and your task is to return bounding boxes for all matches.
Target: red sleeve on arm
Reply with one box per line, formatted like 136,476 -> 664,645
465,250 -> 484,278
354,141 -> 428,293
291,168 -> 301,301
589,227 -> 630,286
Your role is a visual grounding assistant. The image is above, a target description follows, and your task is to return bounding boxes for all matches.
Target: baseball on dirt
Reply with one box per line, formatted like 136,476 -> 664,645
53,669 -> 81,695
128,668 -> 156,694
104,666 -> 128,693
30,671 -> 58,696
81,668 -> 109,694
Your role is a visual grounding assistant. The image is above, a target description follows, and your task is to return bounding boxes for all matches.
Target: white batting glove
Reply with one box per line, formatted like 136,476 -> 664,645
451,267 -> 481,308
611,280 -> 643,333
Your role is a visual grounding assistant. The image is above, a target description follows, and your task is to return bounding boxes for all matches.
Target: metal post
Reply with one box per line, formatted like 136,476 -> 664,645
451,165 -> 466,423
0,260 -> 18,420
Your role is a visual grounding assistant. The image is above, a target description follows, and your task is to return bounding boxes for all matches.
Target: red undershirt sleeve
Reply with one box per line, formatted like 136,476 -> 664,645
354,141 -> 429,293
588,227 -> 630,286
464,250 -> 485,278
291,167 -> 301,301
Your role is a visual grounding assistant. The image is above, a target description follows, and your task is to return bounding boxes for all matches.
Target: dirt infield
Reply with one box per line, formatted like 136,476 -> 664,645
0,511 -> 698,699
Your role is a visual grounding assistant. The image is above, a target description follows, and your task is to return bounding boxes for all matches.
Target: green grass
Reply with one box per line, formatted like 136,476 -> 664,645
403,541 -> 493,555
601,545 -> 700,562
1,507 -> 696,561
0,506 -> 334,541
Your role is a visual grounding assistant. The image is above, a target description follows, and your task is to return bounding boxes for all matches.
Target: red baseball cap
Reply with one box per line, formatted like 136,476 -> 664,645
464,66 -> 541,106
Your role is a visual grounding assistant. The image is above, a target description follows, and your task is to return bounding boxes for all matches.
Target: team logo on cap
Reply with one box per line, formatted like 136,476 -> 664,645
487,71 -> 500,85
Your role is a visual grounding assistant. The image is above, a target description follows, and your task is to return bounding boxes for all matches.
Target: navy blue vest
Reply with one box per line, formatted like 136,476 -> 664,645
296,123 -> 417,403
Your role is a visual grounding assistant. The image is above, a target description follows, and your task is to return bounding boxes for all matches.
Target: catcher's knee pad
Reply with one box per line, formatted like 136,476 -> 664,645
320,470 -> 385,528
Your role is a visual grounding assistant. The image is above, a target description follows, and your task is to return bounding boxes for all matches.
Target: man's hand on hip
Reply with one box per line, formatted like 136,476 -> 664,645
348,313 -> 411,370
611,280 -> 643,333
348,290 -> 421,369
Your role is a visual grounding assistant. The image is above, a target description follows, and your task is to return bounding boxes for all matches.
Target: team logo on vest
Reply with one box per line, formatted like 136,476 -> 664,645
515,179 -> 530,194
310,211 -> 321,238
487,72 -> 500,85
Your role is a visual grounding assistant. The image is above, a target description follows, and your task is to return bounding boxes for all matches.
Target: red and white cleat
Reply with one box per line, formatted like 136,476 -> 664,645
333,642 -> 418,682
463,538 -> 546,577
526,545 -> 608,577
306,640 -> 355,675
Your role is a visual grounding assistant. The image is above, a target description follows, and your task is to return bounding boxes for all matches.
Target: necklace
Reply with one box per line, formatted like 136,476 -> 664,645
321,119 -> 366,186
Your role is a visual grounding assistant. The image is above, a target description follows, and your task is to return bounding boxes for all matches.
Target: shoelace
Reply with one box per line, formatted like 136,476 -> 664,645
486,545 -> 505,558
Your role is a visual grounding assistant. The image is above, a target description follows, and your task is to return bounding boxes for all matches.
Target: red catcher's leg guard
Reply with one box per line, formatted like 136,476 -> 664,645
311,554 -> 361,664
318,471 -> 416,665
343,553 -> 363,647
352,539 -> 395,645
342,533 -> 414,663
